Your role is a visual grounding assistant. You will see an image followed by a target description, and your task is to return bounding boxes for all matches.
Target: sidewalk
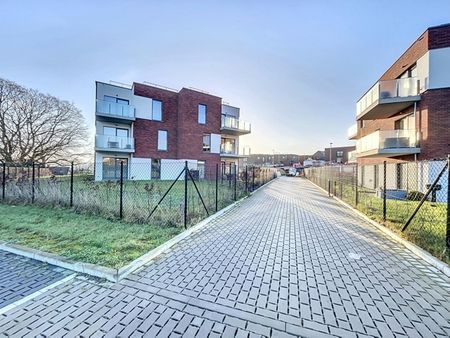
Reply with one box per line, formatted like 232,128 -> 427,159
0,177 -> 449,337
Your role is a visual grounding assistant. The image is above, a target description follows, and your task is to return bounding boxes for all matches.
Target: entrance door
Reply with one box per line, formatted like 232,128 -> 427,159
102,158 -> 128,180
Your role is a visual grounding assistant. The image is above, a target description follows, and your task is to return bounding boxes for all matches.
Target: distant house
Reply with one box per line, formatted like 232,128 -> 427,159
324,146 -> 356,164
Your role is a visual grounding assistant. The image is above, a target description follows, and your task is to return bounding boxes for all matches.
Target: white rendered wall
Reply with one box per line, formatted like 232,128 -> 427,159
428,47 -> 450,90
130,157 -> 152,180
160,159 -> 198,180
211,134 -> 221,154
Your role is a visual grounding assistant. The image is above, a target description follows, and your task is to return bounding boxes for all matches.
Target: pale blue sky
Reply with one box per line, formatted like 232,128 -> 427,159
1,0 -> 449,154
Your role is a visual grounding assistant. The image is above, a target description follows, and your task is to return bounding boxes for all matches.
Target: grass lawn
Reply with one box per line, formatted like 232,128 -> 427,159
0,204 -> 182,268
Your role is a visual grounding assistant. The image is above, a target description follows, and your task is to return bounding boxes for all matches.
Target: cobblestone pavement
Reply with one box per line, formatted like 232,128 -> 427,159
0,251 -> 70,309
0,177 -> 449,337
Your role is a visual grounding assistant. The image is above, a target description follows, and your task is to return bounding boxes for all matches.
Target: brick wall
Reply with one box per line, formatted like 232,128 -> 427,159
133,83 -> 179,159
177,88 -> 222,168
428,24 -> 450,50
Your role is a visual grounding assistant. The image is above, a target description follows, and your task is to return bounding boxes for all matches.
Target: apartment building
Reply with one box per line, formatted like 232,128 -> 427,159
348,23 -> 450,165
94,81 -> 251,180
324,146 -> 356,164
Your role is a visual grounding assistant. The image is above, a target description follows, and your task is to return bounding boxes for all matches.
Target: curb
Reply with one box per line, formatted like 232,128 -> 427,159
0,178 -> 277,283
306,179 -> 450,278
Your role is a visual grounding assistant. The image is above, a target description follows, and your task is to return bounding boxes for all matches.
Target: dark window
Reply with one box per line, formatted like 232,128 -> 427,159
151,159 -> 161,179
198,104 -> 207,124
102,158 -> 128,180
203,134 -> 211,152
103,127 -> 129,137
152,100 -> 163,121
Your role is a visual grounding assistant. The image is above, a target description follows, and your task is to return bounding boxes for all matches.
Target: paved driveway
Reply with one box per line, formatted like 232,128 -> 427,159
0,251 -> 71,310
0,177 -> 449,337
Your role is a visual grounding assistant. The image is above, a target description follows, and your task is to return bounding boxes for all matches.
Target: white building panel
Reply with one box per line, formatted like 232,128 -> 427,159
429,47 -> 450,90
210,134 -> 221,154
161,159 -> 198,180
130,157 -> 152,180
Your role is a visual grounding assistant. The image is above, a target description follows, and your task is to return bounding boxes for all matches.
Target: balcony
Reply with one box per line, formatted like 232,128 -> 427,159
347,124 -> 357,140
356,77 -> 421,120
347,150 -> 357,163
356,129 -> 420,158
221,115 -> 251,136
95,135 -> 135,153
96,99 -> 135,122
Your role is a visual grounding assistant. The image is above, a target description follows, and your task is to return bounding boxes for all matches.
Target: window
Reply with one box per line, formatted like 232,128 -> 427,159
221,138 -> 236,154
152,100 -> 162,121
151,159 -> 161,179
103,127 -> 129,137
203,134 -> 211,152
104,95 -> 129,105
395,114 -> 414,130
198,104 -> 207,124
336,151 -> 343,157
102,158 -> 128,180
158,130 -> 168,151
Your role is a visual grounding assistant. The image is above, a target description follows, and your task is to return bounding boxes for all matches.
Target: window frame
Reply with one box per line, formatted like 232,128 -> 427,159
202,134 -> 211,152
157,130 -> 168,151
152,99 -> 163,121
198,104 -> 207,124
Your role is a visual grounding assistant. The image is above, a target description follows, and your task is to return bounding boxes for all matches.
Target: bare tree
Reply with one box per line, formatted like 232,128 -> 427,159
0,78 -> 88,164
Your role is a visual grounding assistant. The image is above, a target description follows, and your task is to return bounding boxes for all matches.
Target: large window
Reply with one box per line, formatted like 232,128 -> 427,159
104,95 -> 129,105
102,158 -> 128,180
198,104 -> 207,124
158,130 -> 168,151
221,138 -> 236,154
203,134 -> 211,152
103,127 -> 129,137
152,100 -> 163,121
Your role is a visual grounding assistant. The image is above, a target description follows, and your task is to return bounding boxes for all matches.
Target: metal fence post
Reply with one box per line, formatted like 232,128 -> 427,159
383,161 -> 387,222
252,166 -> 255,191
119,161 -> 124,219
355,164 -> 359,206
70,161 -> 74,207
2,162 -> 5,200
32,162 -> 35,203
184,161 -> 188,229
234,164 -> 237,201
215,163 -> 219,212
228,163 -> 232,188
245,165 -> 248,193
446,154 -> 450,249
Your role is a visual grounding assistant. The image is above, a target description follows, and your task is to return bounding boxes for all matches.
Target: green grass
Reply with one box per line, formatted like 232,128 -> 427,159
308,176 -> 449,265
0,204 -> 182,268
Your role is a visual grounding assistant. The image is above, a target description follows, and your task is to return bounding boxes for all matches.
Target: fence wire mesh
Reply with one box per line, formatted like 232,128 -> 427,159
0,161 -> 278,229
305,158 -> 450,265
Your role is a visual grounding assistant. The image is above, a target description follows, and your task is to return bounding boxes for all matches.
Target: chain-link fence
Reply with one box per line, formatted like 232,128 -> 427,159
0,161 -> 278,228
305,157 -> 450,265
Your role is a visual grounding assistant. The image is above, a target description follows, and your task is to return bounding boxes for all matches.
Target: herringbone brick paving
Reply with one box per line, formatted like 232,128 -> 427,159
0,177 -> 449,337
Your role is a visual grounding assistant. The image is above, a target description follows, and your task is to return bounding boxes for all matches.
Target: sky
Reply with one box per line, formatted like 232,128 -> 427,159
1,0 -> 449,155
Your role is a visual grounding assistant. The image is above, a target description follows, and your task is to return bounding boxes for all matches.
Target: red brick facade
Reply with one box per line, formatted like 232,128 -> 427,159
132,83 -> 222,168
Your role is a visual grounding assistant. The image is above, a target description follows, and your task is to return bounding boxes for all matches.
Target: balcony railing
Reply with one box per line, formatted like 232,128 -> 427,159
356,77 -> 420,117
347,123 -> 357,139
356,129 -> 418,155
95,135 -> 135,151
96,99 -> 135,119
221,115 -> 251,133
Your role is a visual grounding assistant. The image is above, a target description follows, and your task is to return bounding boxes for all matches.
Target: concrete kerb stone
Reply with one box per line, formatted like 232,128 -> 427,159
306,178 -> 450,278
0,178 -> 278,283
